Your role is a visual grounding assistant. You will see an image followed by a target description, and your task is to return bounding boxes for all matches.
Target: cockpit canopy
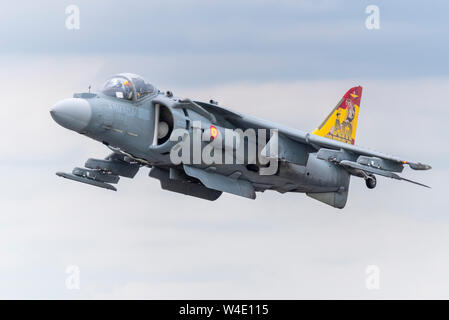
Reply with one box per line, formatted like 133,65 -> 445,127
101,73 -> 156,101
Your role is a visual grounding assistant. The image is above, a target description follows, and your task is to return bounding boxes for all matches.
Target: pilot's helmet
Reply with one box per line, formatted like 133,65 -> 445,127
102,74 -> 155,100
102,77 -> 129,100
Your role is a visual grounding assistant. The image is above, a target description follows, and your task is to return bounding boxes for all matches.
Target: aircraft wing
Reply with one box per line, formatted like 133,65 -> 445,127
198,101 -> 431,187
56,152 -> 141,191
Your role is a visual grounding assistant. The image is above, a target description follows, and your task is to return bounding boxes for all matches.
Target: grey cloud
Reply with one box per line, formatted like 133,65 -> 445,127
0,55 -> 446,298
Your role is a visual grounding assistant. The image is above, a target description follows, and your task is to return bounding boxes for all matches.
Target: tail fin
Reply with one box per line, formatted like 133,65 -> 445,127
312,86 -> 362,145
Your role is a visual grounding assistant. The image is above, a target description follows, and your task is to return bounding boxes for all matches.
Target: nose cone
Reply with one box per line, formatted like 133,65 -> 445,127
50,98 -> 92,132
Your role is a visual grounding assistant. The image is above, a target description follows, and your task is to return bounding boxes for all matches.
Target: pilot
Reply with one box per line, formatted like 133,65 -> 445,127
123,80 -> 133,100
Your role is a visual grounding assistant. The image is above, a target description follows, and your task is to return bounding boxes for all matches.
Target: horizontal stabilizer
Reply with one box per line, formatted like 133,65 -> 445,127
407,162 -> 432,170
339,160 -> 430,188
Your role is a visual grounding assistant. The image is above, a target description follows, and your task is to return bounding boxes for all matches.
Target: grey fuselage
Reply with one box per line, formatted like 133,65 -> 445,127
50,74 -> 431,208
51,90 -> 347,196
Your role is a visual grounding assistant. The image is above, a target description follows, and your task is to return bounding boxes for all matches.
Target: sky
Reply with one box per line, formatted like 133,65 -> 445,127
0,1 -> 448,299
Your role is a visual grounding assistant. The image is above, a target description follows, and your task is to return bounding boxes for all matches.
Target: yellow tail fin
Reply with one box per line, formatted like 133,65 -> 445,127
312,86 -> 362,145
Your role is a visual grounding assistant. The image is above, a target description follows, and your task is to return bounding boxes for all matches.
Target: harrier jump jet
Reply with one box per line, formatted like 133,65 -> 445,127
50,73 -> 431,208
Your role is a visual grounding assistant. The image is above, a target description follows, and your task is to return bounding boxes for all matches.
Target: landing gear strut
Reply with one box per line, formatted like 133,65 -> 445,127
365,174 -> 377,189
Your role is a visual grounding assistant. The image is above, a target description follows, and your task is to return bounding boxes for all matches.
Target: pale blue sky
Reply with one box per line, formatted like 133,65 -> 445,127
1,1 -> 448,84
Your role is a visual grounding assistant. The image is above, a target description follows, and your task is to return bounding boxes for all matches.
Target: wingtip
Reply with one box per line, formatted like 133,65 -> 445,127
408,162 -> 432,170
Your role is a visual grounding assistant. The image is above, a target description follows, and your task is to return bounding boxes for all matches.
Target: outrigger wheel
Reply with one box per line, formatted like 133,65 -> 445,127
365,174 -> 377,189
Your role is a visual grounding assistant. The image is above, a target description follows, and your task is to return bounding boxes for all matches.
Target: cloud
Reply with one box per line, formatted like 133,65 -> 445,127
0,55 -> 446,298
1,1 -> 448,79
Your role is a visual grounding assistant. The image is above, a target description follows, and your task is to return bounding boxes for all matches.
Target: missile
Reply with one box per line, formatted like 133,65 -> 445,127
56,172 -> 117,191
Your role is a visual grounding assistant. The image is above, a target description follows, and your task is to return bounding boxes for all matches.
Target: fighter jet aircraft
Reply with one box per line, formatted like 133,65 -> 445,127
50,73 -> 431,208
